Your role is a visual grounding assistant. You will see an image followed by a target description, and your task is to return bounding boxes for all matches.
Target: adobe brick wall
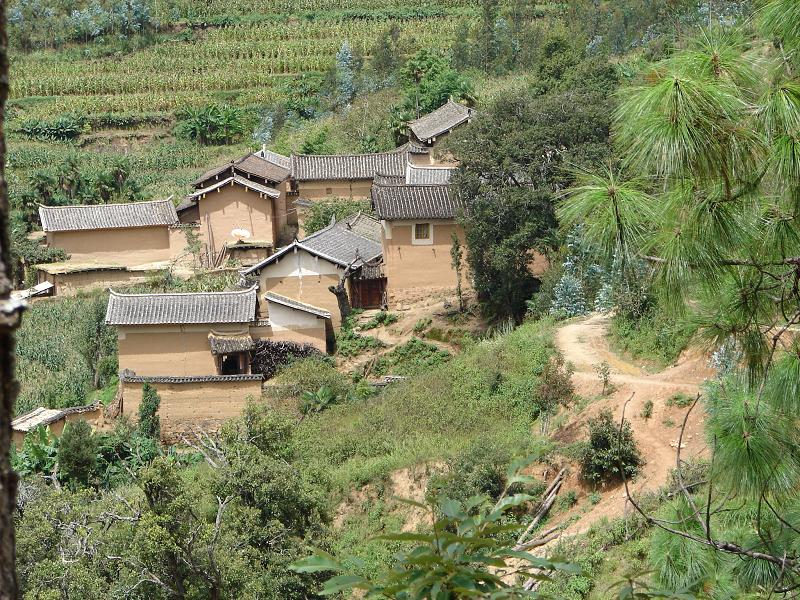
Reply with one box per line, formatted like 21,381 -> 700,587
49,225 -> 173,264
198,185 -> 277,254
121,379 -> 263,441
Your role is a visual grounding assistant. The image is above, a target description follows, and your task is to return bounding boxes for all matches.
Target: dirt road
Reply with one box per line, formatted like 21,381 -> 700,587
551,313 -> 713,535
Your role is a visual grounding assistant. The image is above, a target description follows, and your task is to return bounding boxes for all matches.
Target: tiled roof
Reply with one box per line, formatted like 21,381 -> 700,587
194,152 -> 290,186
257,148 -> 291,169
120,371 -> 263,384
265,291 -> 331,319
374,173 -> 405,186
371,182 -> 463,220
290,144 -> 424,181
241,217 -> 382,274
408,100 -> 475,143
39,198 -> 178,232
339,212 -> 382,242
106,285 -> 258,325
190,175 -> 280,199
208,332 -> 255,354
302,220 -> 383,264
406,163 -> 457,185
12,404 -> 98,433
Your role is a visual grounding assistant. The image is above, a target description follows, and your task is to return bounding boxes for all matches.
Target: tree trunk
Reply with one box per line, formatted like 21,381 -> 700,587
0,4 -> 20,597
328,260 -> 356,325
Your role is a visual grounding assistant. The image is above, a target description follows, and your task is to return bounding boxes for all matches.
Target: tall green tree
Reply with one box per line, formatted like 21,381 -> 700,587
559,8 -> 800,592
451,57 -> 617,320
138,383 -> 161,441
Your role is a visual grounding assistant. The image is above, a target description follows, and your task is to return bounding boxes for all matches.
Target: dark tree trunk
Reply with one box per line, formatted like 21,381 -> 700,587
0,3 -> 20,598
328,261 -> 356,325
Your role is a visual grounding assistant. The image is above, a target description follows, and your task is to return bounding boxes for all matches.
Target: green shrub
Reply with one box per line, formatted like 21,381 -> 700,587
412,318 -> 432,335
175,104 -> 248,145
641,399 -> 654,419
588,491 -> 601,505
666,392 -> 694,408
372,338 -> 450,377
271,357 -> 351,400
18,115 -> 86,141
359,311 -> 398,330
57,420 -> 97,488
427,443 -> 514,503
580,409 -> 643,484
300,386 -> 339,415
610,307 -> 696,367
336,327 -> 384,358
557,490 -> 578,511
303,198 -> 373,235
138,383 -> 161,440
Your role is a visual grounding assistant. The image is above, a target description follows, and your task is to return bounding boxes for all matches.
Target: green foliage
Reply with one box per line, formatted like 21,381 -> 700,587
452,56 -> 618,321
302,198 -> 373,235
13,426 -> 58,477
57,420 -> 98,488
594,361 -> 612,395
137,383 -> 161,440
300,125 -> 336,154
665,392 -> 693,408
580,409 -> 642,484
372,338 -> 451,377
293,460 -> 580,598
301,386 -> 339,415
270,357 -> 351,401
641,400 -> 654,420
336,319 -> 385,358
412,317 -> 432,334
18,114 -> 86,140
610,304 -> 695,368
16,294 -> 119,414
359,310 -> 398,330
427,443 -> 522,504
176,104 -> 248,145
558,490 -> 578,511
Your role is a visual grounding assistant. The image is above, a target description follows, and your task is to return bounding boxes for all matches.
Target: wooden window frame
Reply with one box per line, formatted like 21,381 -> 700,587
412,222 -> 433,245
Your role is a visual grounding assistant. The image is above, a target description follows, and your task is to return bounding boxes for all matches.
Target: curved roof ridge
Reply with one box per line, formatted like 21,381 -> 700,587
38,196 -> 173,211
107,284 -> 258,298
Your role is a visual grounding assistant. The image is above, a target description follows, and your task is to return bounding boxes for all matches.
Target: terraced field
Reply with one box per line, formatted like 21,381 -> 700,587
7,1 -> 483,199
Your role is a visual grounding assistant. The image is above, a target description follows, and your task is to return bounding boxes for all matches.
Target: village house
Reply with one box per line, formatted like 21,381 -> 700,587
289,143 -> 431,235
408,99 -> 475,155
177,148 -> 294,266
105,284 -> 331,436
36,198 -> 190,295
371,179 -> 466,304
11,404 -> 103,449
240,212 -> 384,326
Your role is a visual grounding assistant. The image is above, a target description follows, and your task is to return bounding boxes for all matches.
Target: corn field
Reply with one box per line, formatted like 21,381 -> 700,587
11,16 -> 470,101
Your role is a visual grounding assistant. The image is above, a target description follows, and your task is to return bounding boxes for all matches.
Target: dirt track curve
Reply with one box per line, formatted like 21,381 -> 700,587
550,313 -> 713,536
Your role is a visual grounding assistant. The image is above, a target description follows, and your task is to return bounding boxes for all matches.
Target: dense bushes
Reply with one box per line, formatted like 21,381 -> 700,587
18,115 -> 86,140
175,104 -> 248,145
580,409 -> 642,484
302,198 -> 373,235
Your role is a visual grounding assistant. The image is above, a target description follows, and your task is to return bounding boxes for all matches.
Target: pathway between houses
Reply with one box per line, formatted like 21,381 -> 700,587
547,313 -> 713,538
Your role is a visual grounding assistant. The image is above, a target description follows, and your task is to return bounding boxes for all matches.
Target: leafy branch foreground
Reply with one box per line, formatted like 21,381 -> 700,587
293,457 -> 581,598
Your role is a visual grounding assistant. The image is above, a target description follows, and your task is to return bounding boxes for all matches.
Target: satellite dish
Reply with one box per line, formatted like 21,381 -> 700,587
231,228 -> 251,240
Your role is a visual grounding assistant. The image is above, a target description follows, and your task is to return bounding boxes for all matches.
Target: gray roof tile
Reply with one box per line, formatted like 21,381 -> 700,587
406,163 -> 457,185
39,198 -> 178,232
190,175 -> 280,199
409,100 -> 475,143
120,371 -> 263,383
194,151 -> 290,186
265,291 -> 331,319
371,182 -> 463,220
106,286 -> 258,325
290,143 -> 427,181
339,212 -> 382,242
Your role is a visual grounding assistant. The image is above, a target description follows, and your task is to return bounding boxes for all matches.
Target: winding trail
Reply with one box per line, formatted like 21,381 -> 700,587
550,313 -> 713,536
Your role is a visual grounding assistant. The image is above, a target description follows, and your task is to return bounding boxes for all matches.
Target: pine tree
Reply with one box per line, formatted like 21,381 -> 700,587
57,420 -> 97,488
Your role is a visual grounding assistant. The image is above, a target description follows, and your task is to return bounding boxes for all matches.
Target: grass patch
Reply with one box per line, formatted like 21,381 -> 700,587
294,319 -> 558,493
359,311 -> 399,331
609,308 -> 696,369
